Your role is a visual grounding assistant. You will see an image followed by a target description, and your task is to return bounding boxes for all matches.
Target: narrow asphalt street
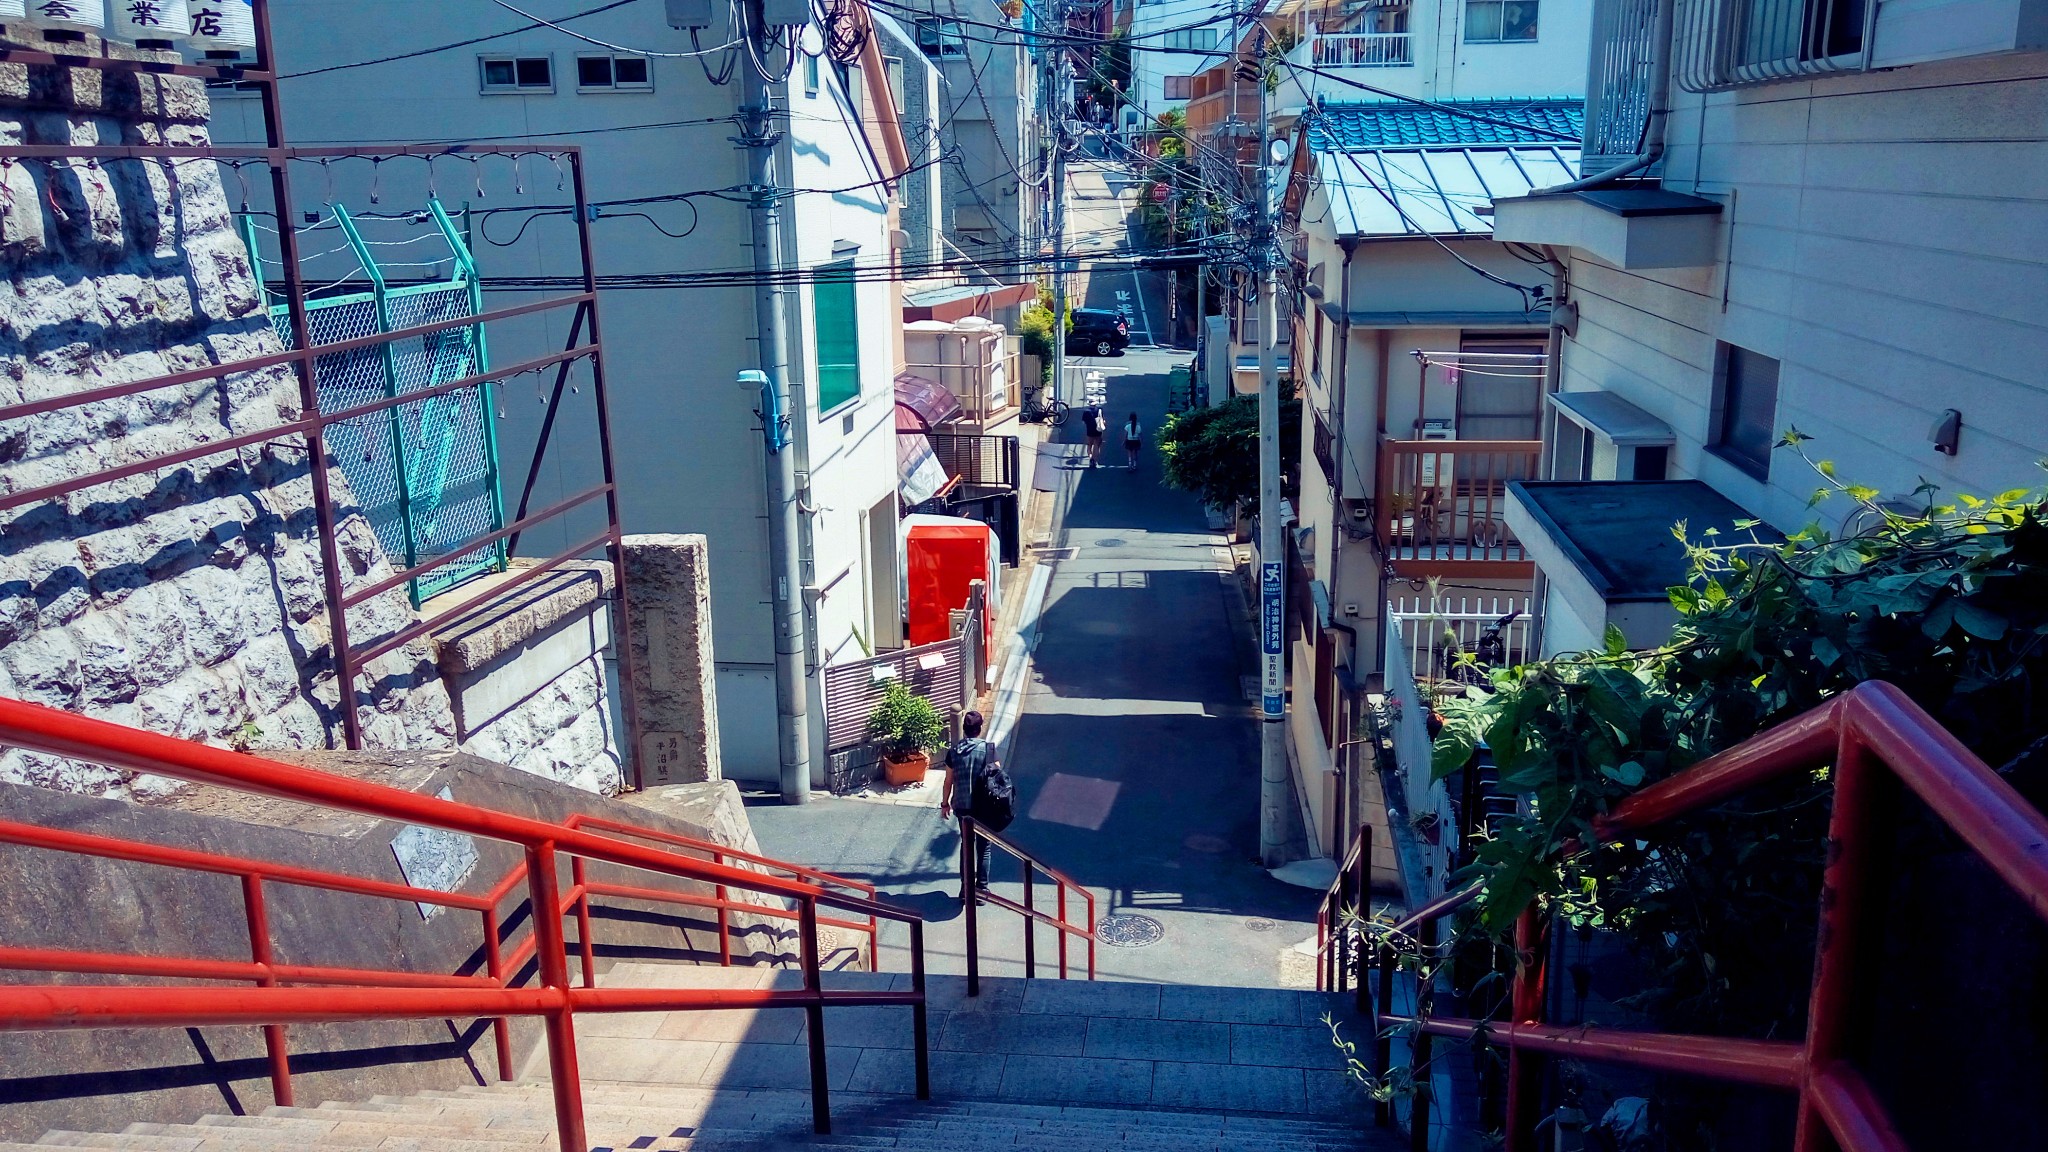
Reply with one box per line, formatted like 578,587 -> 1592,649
749,347 -> 1322,989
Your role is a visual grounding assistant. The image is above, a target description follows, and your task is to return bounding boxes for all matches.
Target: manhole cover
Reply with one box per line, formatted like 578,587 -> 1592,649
1245,917 -> 1277,933
1095,538 -> 1125,547
1184,832 -> 1231,853
1096,913 -> 1165,948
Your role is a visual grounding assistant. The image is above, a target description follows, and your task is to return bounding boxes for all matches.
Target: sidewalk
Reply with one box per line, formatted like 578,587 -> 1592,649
748,351 -> 1322,989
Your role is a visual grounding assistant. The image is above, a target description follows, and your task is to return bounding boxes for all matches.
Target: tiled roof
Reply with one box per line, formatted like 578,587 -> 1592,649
1306,99 -> 1584,151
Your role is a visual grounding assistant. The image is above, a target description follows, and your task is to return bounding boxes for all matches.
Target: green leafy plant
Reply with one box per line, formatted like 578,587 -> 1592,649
1158,381 -> 1301,509
1421,442 -> 2048,1041
865,682 -> 947,762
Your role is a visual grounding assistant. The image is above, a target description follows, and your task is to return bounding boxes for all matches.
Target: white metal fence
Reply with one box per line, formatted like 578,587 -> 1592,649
1387,596 -> 1533,689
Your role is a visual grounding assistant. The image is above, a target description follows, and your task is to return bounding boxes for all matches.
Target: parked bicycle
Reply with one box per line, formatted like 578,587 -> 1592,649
1439,609 -> 1521,686
1021,392 -> 1070,426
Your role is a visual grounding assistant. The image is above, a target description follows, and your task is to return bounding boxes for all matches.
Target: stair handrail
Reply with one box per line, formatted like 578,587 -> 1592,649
959,815 -> 1098,994
0,696 -> 931,1146
1352,680 -> 2048,1152
1313,823 -> 1373,1003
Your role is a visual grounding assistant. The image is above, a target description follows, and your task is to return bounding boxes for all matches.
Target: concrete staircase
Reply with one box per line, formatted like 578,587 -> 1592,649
8,969 -> 1399,1151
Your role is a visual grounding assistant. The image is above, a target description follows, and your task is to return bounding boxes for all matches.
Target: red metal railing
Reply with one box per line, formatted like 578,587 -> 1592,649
1313,823 -> 1373,1006
0,698 -> 930,1145
1348,681 -> 2048,1152
959,816 -> 1098,994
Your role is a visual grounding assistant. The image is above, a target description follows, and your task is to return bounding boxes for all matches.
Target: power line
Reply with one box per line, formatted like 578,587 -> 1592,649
280,0 -> 646,79
487,0 -> 746,57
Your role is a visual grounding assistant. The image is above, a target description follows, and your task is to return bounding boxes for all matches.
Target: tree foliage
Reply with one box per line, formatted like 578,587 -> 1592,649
1157,382 -> 1300,509
1428,443 -> 2048,1039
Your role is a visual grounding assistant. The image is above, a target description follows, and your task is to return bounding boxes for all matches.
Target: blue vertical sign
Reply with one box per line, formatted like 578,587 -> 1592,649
1260,561 -> 1284,717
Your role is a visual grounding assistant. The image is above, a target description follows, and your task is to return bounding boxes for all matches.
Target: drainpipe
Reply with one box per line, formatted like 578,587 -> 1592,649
1535,0 -> 1677,194
1325,236 -> 1359,668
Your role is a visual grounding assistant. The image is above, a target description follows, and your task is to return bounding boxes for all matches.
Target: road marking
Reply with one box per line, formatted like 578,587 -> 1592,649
1128,272 -> 1155,345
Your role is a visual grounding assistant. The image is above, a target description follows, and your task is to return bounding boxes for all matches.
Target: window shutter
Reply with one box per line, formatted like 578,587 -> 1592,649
813,264 -> 861,411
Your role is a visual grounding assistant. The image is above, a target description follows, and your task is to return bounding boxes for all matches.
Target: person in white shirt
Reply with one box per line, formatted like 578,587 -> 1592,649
1122,413 -> 1142,469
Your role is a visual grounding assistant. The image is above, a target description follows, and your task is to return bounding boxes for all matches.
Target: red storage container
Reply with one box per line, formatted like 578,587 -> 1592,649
905,520 -> 995,654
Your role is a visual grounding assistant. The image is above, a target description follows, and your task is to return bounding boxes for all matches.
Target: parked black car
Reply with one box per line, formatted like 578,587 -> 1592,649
1070,308 -> 1130,356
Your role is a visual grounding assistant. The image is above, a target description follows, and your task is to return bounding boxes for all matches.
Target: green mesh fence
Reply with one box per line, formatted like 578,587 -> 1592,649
248,201 -> 506,606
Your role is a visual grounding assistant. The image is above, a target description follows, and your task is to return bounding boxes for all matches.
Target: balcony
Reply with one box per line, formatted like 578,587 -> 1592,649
1306,31 -> 1413,68
1375,438 -> 1541,577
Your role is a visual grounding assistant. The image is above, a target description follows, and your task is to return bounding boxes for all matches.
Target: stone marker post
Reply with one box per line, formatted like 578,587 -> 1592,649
621,535 -> 722,786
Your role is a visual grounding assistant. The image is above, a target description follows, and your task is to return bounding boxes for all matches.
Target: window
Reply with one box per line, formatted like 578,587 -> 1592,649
1711,343 -> 1780,480
576,54 -> 651,91
1163,74 -> 1192,100
1311,308 -> 1324,378
1676,0 -> 1866,90
884,55 -> 905,115
813,262 -> 861,412
916,19 -> 966,57
1464,0 -> 1538,42
803,51 -> 820,94
479,55 -> 553,93
1163,28 -> 1218,51
1455,337 -> 1545,441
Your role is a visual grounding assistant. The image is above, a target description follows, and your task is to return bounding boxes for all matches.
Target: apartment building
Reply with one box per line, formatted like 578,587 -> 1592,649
214,0 -> 919,787
1492,0 -> 2048,658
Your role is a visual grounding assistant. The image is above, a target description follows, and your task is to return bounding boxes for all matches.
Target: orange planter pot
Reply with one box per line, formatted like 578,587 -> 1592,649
883,750 -> 930,786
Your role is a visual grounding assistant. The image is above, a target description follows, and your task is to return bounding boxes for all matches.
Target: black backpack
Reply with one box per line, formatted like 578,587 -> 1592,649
953,738 -> 1016,832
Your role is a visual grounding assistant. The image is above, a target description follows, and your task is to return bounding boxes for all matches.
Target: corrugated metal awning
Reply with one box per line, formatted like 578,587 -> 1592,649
1317,145 -> 1581,238
894,372 -> 963,429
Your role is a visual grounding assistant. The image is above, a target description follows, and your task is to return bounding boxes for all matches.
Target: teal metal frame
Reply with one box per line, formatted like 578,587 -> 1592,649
240,199 -> 508,606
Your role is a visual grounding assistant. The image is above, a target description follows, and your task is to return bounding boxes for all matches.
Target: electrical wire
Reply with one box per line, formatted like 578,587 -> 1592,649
280,0 -> 645,79
486,0 -> 746,58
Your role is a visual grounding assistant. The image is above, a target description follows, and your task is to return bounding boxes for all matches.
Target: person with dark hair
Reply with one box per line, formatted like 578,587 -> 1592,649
1083,405 -> 1105,468
1122,412 -> 1142,469
944,710 -> 1013,905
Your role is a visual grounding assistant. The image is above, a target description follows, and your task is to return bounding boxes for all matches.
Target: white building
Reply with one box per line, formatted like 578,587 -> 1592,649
215,0 -> 921,787
1492,0 -> 2048,658
1274,0 -> 1590,119
1277,97 -> 1578,864
1128,0 -> 1239,125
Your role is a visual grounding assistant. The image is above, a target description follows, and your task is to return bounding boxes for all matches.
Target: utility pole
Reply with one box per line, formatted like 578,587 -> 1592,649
1253,28 -> 1288,868
738,0 -> 812,804
1048,34 -> 1069,407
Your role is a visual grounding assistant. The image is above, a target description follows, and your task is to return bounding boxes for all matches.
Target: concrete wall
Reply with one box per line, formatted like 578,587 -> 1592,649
0,39 -> 465,798
897,0 -> 1037,266
1559,53 -> 2048,533
214,1 -> 905,786
0,751 -> 783,1144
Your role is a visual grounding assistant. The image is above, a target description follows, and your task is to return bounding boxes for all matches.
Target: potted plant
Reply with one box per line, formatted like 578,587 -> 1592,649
866,682 -> 947,786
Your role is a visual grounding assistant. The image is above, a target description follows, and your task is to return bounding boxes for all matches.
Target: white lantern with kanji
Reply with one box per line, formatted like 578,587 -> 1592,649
186,0 -> 254,53
111,0 -> 189,44
23,0 -> 107,35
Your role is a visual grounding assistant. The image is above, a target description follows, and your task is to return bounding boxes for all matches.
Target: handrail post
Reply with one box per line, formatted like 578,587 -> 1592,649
570,857 -> 596,989
1792,732 -> 1887,1152
1374,939 -> 1394,1128
1504,906 -> 1551,1152
525,843 -> 588,1152
1409,917 -> 1437,1152
1085,888 -> 1097,980
240,874 -> 292,1107
909,918 -> 931,1100
1317,907 -> 1329,992
1355,825 -> 1372,1016
962,819 -> 980,997
798,897 -> 832,1134
480,908 -> 513,1081
1022,864 -> 1036,978
712,848 -> 732,967
1057,885 -> 1069,979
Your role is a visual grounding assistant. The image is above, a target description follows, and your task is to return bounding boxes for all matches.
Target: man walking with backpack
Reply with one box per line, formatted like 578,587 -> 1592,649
944,711 -> 1014,905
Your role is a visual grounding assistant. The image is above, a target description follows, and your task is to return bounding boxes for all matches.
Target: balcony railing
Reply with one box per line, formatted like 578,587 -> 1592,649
1584,0 -> 1662,169
1310,31 -> 1414,68
1376,438 -> 1541,574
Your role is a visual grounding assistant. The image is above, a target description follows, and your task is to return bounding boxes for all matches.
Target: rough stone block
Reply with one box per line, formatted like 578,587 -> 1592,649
622,534 -> 721,786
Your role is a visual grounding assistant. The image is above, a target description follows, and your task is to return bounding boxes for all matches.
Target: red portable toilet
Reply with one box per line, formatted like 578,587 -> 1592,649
904,517 -> 998,658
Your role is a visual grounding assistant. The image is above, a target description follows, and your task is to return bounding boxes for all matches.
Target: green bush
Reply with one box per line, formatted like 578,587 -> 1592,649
865,682 -> 948,761
1157,381 -> 1300,509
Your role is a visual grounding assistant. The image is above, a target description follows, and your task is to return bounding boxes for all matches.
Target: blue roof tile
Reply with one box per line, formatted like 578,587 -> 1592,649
1306,99 -> 1584,151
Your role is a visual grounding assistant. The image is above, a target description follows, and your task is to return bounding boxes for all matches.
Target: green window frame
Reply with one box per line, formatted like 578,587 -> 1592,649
813,261 -> 861,413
